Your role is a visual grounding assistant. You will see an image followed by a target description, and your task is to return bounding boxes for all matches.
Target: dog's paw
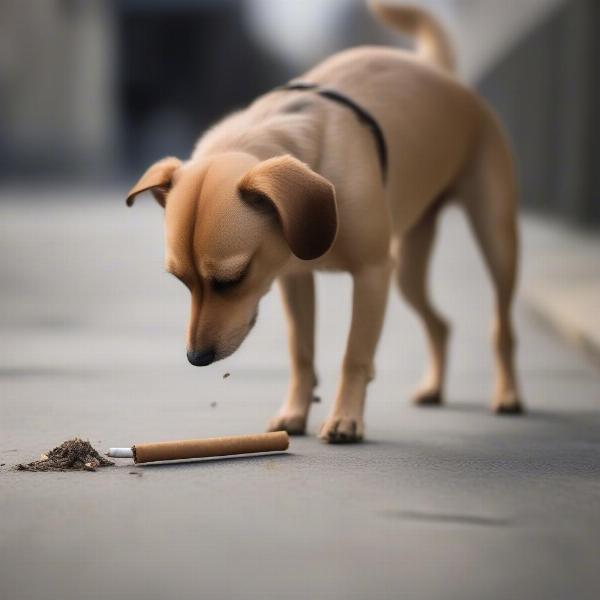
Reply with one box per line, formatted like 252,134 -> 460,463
492,392 -> 524,415
412,388 -> 443,407
319,415 -> 364,444
266,412 -> 307,435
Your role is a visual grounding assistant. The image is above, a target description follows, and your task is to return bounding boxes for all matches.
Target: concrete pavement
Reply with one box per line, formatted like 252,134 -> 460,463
521,216 -> 600,362
1,190 -> 599,600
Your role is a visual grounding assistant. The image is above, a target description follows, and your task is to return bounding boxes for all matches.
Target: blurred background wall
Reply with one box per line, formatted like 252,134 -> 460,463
0,0 -> 598,226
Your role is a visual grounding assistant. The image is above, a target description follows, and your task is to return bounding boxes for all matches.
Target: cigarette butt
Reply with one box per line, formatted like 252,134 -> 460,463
132,431 -> 289,464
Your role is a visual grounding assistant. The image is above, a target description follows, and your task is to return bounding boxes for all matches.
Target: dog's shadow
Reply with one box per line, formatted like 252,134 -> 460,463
422,400 -> 485,415
421,400 -> 600,427
380,509 -> 512,527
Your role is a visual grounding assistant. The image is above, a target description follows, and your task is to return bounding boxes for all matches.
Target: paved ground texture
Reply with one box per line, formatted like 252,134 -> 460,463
521,217 -> 600,362
1,190 -> 599,600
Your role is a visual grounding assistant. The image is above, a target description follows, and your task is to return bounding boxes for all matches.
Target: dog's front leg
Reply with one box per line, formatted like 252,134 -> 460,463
320,260 -> 393,443
267,272 -> 317,435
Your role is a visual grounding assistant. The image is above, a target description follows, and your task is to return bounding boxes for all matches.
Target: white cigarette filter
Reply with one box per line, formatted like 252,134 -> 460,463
107,447 -> 134,458
108,431 -> 289,464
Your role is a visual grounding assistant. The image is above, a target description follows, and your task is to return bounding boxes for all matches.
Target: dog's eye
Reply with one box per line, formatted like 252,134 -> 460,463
211,265 -> 249,294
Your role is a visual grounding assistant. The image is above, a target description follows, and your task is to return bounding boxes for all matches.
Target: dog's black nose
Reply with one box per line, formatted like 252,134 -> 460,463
187,348 -> 216,367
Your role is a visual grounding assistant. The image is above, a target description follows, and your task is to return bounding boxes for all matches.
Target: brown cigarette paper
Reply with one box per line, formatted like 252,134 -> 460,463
132,431 -> 289,464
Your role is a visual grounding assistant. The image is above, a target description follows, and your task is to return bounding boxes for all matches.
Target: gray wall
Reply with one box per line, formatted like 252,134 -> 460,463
478,0 -> 599,227
0,0 -> 116,179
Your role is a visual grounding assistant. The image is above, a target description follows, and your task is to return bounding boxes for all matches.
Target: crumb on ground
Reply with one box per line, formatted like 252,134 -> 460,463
16,438 -> 114,472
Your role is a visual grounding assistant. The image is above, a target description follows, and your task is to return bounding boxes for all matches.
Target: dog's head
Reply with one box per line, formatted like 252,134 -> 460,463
127,152 -> 337,365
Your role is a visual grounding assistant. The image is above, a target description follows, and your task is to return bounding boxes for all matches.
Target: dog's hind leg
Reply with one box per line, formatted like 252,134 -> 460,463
457,111 -> 523,414
395,203 -> 450,406
267,272 -> 318,435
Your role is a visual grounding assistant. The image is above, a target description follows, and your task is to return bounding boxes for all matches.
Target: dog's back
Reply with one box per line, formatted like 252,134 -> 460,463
294,2 -> 481,234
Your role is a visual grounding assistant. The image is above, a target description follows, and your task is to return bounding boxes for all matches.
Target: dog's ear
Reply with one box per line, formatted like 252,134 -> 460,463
238,155 -> 337,260
126,157 -> 182,208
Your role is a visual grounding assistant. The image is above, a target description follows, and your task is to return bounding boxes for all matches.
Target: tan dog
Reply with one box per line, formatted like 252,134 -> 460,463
126,2 -> 523,443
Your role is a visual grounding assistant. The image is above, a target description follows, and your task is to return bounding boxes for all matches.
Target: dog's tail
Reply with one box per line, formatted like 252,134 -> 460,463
368,2 -> 455,73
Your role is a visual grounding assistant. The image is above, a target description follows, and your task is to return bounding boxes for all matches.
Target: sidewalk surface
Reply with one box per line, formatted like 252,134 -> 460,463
1,191 -> 599,600
520,216 -> 600,362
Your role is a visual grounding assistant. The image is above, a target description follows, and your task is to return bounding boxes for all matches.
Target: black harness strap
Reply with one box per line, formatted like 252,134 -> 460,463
278,81 -> 388,185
